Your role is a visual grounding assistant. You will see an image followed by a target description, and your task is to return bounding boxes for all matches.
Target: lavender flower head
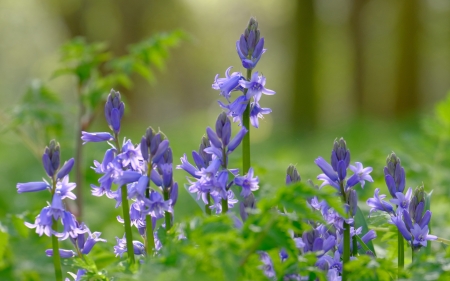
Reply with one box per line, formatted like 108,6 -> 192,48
104,89 -> 125,134
236,17 -> 266,69
384,153 -> 405,198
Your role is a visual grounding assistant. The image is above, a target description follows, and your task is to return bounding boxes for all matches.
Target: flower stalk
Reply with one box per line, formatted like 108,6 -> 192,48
242,69 -> 252,173
398,229 -> 404,272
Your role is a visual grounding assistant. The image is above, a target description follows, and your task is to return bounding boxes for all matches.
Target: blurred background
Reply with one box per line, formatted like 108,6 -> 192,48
1,0 -> 450,279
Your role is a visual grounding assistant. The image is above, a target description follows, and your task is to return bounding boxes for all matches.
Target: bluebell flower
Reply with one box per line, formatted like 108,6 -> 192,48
235,167 -> 259,198
366,188 -> 394,215
411,224 -> 437,248
258,251 -> 275,278
56,211 -> 88,240
331,138 -> 351,172
104,89 -> 125,134
327,268 -> 342,281
218,95 -> 249,125
390,187 -> 412,214
236,18 -> 266,69
384,153 -> 405,198
42,140 -> 60,177
45,249 -> 75,258
118,139 -> 143,171
239,72 -> 275,102
143,190 -> 172,219
177,154 -> 199,178
65,269 -> 86,281
56,158 -> 75,180
80,231 -> 106,255
16,181 -> 49,193
114,235 -> 146,257
227,127 -> 248,153
81,131 -> 114,144
346,162 -> 373,188
212,67 -> 244,102
250,101 -> 271,128
25,206 -> 53,237
286,165 -> 301,184
56,175 -> 76,200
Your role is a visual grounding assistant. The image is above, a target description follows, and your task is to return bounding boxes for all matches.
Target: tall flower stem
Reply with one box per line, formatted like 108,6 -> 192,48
205,192 -> 211,215
114,136 -> 135,264
51,221 -> 63,281
222,145 -> 228,213
163,189 -> 171,230
74,82 -> 84,220
339,181 -> 350,279
242,68 -> 253,173
398,230 -> 404,273
50,177 -> 62,281
145,161 -> 155,254
121,185 -> 135,264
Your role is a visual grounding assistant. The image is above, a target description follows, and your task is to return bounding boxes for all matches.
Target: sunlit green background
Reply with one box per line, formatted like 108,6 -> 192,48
1,0 -> 450,280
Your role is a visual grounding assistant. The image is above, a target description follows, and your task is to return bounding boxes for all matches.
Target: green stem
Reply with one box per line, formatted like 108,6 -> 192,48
398,229 -> 404,273
340,181 -> 350,279
411,246 -> 415,263
121,185 -> 136,264
221,198 -> 228,213
242,68 -> 252,173
205,192 -> 211,215
74,82 -> 84,220
50,176 -> 62,281
352,235 -> 358,256
163,189 -> 172,230
146,161 -> 155,255
51,220 -> 63,281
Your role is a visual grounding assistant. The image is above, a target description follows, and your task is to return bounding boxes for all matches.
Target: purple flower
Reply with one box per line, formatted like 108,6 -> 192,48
118,139 -> 143,171
57,158 -> 75,180
346,162 -> 373,188
143,190 -> 172,219
390,187 -> 412,213
218,95 -> 249,125
56,211 -> 88,240
250,101 -> 271,128
56,175 -> 76,200
367,188 -> 394,215
236,18 -> 266,69
114,236 -> 145,257
81,132 -> 114,144
384,153 -> 406,198
177,154 -> 199,178
327,268 -> 342,281
16,181 -> 49,193
25,206 -> 53,237
42,140 -> 60,177
228,127 -> 248,153
411,224 -> 437,248
235,168 -> 259,198
212,67 -> 244,102
391,215 -> 412,241
258,251 -> 275,278
104,89 -> 125,134
239,72 -> 275,102
81,231 -> 106,255
315,157 -> 339,182
45,249 -> 75,258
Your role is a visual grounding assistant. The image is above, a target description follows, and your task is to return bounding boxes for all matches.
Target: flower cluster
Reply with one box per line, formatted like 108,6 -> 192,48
16,140 -> 105,280
367,153 -> 436,249
177,112 -> 256,214
212,17 -> 275,128
83,89 -> 178,257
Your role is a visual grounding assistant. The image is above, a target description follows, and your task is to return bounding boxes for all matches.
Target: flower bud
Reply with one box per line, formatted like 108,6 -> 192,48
286,165 -> 301,184
384,152 -> 405,197
331,138 -> 350,172
104,89 -> 125,134
409,185 -> 425,221
42,140 -> 60,177
215,112 -> 231,146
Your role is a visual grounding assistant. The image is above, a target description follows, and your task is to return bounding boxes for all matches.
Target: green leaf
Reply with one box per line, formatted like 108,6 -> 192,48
354,206 -> 376,255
